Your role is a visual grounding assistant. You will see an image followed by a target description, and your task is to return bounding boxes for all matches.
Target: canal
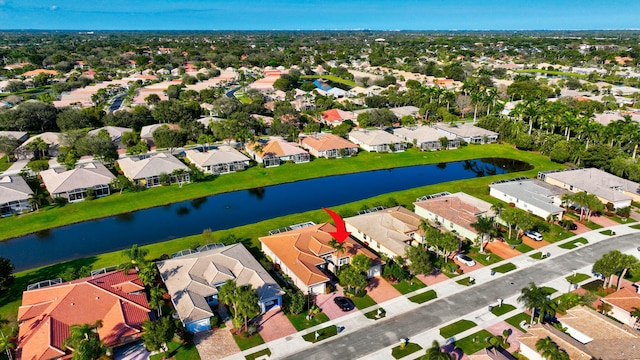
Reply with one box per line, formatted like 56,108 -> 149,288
1,158 -> 531,271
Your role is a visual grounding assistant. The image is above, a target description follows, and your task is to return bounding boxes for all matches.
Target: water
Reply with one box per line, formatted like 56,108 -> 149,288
1,158 -> 531,271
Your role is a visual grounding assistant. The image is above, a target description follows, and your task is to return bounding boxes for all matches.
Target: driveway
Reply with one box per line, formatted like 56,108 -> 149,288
315,287 -> 357,320
416,269 -> 450,286
194,329 -> 240,360
521,236 -> 550,249
589,214 -> 621,228
365,276 -> 402,303
256,307 -> 297,343
484,241 -> 521,259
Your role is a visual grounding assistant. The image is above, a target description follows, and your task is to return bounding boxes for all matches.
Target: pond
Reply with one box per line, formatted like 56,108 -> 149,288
1,158 -> 531,271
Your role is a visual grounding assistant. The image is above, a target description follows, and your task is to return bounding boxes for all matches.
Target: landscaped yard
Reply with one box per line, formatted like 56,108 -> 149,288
515,243 -> 534,253
491,262 -> 517,274
233,332 -> 265,351
514,69 -> 587,78
600,229 -> 615,236
505,312 -> 531,332
529,252 -> 545,260
364,307 -> 386,320
454,330 -> 492,355
302,325 -> 338,343
351,294 -> 377,309
456,277 -> 474,286
440,319 -> 477,339
245,348 -> 271,360
287,312 -> 330,331
468,248 -> 503,266
558,238 -> 588,249
566,273 -> 591,284
391,342 -> 423,359
299,74 -> 357,87
0,156 -> 10,172
491,303 -> 516,316
149,340 -> 200,360
408,290 -> 438,304
392,278 -> 426,294
541,223 -> 573,243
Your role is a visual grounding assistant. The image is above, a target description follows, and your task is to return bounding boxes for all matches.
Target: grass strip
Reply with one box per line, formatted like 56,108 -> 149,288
392,278 -> 426,294
233,332 -> 265,351
286,312 -> 330,332
245,348 -> 271,360
440,319 -> 477,339
391,342 -> 423,359
492,262 -> 516,274
490,303 -> 516,316
302,325 -> 338,343
454,330 -> 493,355
408,290 -> 437,304
558,238 -> 588,249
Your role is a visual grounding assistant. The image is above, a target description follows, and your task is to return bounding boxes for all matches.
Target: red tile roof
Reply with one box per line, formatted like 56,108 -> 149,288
17,270 -> 151,360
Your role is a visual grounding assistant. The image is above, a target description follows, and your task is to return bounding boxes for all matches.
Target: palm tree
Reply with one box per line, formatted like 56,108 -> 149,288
121,244 -> 148,273
28,191 -> 49,211
328,238 -> 346,274
0,330 -> 15,360
535,336 -> 569,360
64,320 -> 111,360
470,215 -> 495,251
148,286 -> 167,316
423,340 -> 453,360
630,307 -> 640,329
518,282 -> 548,325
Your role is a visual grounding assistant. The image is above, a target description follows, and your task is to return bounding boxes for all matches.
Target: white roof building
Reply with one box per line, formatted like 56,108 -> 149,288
39,162 -> 115,202
184,146 -> 250,175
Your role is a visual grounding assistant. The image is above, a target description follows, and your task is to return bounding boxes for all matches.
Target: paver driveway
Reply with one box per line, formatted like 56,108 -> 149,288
256,307 -> 297,343
365,276 -> 402,303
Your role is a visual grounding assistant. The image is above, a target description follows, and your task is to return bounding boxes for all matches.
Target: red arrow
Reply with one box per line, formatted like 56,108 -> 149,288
322,207 -> 351,243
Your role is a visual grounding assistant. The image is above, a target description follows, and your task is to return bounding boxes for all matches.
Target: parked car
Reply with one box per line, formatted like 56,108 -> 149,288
455,253 -> 476,267
333,296 -> 355,312
524,230 -> 544,241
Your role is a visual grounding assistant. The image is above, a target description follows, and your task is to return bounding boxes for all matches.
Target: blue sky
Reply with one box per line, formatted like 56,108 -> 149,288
0,0 -> 638,31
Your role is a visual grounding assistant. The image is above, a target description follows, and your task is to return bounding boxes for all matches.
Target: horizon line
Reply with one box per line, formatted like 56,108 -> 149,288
1,28 -> 640,32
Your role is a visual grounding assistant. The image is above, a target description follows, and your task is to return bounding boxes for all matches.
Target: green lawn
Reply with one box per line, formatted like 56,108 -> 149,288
454,330 -> 492,355
492,262 -> 517,274
541,286 -> 558,295
391,342 -> 423,359
529,252 -> 545,260
505,312 -> 531,332
600,229 -> 615,236
469,250 -> 503,266
408,290 -> 438,304
558,238 -> 588,249
350,294 -> 377,309
631,224 -> 640,230
299,74 -> 357,87
513,69 -> 587,78
364,308 -> 386,320
440,319 -> 477,339
0,156 -> 10,172
566,273 -> 591,284
456,277 -> 474,286
583,221 -> 603,230
149,340 -> 200,360
491,303 -> 516,316
543,223 -> 574,243
287,312 -> 330,331
392,278 -> 427,294
245,348 -> 271,360
233,332 -> 265,351
302,325 -> 338,343
515,243 -> 534,253
0,144 -> 562,241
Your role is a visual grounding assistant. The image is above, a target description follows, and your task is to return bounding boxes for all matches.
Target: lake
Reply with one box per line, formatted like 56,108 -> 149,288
1,158 -> 531,271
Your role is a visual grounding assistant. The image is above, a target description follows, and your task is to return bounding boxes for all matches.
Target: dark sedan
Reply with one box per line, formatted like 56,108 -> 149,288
333,296 -> 355,312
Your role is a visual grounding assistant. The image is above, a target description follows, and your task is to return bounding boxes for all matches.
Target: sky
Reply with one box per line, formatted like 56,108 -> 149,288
0,0 -> 638,31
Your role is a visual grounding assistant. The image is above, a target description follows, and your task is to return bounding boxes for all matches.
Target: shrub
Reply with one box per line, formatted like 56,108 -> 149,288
209,315 -> 220,329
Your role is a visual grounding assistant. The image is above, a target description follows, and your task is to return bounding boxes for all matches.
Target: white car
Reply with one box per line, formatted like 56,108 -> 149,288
524,230 -> 544,241
455,254 -> 476,267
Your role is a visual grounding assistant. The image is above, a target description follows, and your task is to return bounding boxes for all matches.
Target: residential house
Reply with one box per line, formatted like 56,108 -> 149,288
117,152 -> 190,188
259,222 -> 382,294
246,139 -> 310,167
185,146 -> 250,175
300,134 -> 359,159
15,132 -> 62,160
518,306 -> 640,360
434,123 -> 499,144
0,131 -> 28,143
538,168 -> 640,208
157,243 -> 284,333
413,192 -> 495,241
348,129 -> 406,152
0,175 -> 33,216
489,179 -> 570,220
140,123 -> 180,145
40,162 -> 115,202
16,270 -> 151,360
600,284 -> 640,328
389,106 -> 420,119
321,109 -> 356,126
344,206 -> 425,259
393,126 -> 459,151
87,126 -> 133,150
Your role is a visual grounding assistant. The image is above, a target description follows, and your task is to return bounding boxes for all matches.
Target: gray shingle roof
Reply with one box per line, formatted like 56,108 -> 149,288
0,175 -> 33,204
184,146 -> 250,167
39,162 -> 115,195
117,152 -> 188,180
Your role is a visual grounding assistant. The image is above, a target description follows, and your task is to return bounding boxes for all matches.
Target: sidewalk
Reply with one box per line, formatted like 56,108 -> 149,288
224,222 -> 640,360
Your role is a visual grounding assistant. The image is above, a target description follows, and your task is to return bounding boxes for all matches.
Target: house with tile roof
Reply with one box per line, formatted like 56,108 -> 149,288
434,123 -> 498,144
0,175 -> 33,216
344,206 -> 425,259
601,285 -> 640,328
87,126 -> 133,150
413,192 -> 495,241
16,269 -> 151,360
348,129 -> 406,152
15,132 -> 62,160
538,168 -> 640,209
489,179 -> 570,220
393,126 -> 459,151
321,109 -> 356,126
157,243 -> 284,333
39,162 -> 115,203
300,134 -> 358,159
518,306 -> 640,360
185,146 -> 250,175
259,223 -> 382,294
246,139 -> 310,167
389,106 -> 420,119
117,152 -> 190,188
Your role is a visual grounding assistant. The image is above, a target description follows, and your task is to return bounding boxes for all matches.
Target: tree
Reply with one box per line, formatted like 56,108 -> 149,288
152,125 -> 187,151
25,137 -> 49,159
137,261 -> 158,288
121,244 -> 148,273
518,282 -> 550,324
0,136 -> 19,163
64,321 -> 111,360
28,191 -> 49,211
328,238 -> 347,273
287,291 -> 306,315
338,266 -> 367,295
470,215 -> 495,250
593,251 -> 620,289
423,340 -> 453,360
0,330 -> 15,360
219,280 -> 240,317
350,253 -> 372,274
110,175 -> 133,195
0,257 -> 15,291
236,285 -> 260,332
148,286 -> 167,316
535,336 -> 569,360
405,245 -> 432,276
141,317 -> 174,355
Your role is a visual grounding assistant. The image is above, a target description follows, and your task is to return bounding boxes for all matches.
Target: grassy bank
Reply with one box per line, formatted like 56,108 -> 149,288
0,144 -> 561,241
513,69 -> 588,78
0,145 -> 562,327
300,74 -> 357,87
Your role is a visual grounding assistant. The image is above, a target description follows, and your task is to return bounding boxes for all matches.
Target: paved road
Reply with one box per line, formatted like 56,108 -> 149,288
282,233 -> 640,360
